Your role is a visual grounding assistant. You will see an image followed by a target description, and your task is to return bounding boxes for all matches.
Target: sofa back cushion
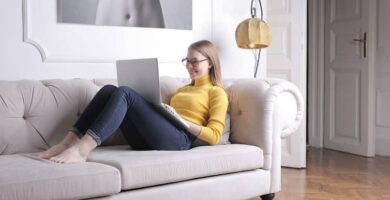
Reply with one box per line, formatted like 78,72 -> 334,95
0,79 -> 99,155
0,77 -> 233,155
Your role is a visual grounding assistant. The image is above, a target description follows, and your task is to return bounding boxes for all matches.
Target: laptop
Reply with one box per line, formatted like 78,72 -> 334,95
116,58 -> 190,130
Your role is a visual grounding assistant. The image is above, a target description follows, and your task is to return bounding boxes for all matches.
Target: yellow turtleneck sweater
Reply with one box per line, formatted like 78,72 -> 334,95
170,75 -> 229,145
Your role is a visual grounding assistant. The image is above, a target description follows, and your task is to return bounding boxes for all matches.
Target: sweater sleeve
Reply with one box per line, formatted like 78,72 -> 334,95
197,87 -> 229,145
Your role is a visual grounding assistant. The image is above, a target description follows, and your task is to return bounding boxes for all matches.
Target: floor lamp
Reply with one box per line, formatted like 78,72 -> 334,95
235,0 -> 271,78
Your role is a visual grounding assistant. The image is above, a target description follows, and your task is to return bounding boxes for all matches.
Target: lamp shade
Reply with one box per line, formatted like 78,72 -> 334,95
235,18 -> 271,49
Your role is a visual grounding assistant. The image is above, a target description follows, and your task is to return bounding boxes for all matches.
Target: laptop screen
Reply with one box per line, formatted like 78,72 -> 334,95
116,58 -> 161,105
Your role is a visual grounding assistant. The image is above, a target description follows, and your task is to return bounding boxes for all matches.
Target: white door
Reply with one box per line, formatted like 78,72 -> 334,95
267,0 -> 307,167
324,0 -> 375,156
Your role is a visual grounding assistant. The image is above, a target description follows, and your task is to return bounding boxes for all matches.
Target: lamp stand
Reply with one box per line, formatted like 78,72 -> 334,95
252,0 -> 262,79
253,49 -> 261,78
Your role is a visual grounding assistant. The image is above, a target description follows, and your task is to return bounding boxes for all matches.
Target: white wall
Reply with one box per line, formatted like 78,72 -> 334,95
0,0 -> 258,81
0,0 -> 116,80
375,0 -> 390,156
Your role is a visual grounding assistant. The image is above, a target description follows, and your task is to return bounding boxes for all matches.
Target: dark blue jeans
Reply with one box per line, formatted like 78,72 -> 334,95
72,85 -> 195,150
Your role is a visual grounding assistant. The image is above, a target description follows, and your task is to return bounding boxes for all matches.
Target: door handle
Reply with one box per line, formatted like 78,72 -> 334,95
353,32 -> 367,58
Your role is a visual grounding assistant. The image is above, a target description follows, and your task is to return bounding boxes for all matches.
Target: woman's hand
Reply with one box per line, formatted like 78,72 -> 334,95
161,103 -> 181,118
183,120 -> 202,137
161,103 -> 201,136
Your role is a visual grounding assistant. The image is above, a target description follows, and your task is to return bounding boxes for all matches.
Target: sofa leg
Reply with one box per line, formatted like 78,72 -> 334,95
260,193 -> 275,200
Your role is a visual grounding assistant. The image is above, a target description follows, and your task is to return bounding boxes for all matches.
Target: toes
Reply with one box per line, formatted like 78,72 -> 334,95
49,157 -> 56,162
47,148 -> 85,164
50,156 -> 61,163
49,155 -> 70,163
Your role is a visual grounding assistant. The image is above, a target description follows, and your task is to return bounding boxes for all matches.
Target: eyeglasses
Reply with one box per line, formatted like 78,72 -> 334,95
181,58 -> 209,68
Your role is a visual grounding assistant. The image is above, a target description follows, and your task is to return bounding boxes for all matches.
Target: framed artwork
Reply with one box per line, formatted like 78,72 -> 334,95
23,0 -> 208,63
58,0 -> 192,30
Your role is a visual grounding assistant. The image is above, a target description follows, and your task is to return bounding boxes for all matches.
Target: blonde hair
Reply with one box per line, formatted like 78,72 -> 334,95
188,40 -> 223,87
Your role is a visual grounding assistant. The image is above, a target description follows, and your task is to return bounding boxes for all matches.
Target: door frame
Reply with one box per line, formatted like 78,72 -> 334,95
308,0 -> 377,155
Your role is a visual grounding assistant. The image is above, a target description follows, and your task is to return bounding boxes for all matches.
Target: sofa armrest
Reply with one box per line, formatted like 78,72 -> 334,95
269,80 -> 304,139
227,78 -> 304,192
229,78 -> 303,146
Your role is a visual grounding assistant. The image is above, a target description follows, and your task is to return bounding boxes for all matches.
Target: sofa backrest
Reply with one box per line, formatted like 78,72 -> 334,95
0,79 -> 102,155
0,77 -> 238,155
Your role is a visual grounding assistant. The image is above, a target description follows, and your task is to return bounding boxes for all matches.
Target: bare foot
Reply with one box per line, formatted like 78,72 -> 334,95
31,132 -> 80,159
49,134 -> 97,164
49,145 -> 87,164
31,143 -> 69,159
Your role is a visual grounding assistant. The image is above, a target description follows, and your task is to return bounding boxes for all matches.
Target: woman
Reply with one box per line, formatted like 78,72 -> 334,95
33,40 -> 229,164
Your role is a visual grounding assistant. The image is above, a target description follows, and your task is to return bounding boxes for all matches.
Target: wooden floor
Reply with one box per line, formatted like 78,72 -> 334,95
259,147 -> 390,200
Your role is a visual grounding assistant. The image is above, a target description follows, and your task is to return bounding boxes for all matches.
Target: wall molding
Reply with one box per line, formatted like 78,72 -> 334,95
268,0 -> 291,14
267,69 -> 291,80
22,0 -> 47,62
21,0 -> 209,63
268,22 -> 292,64
267,0 -> 307,168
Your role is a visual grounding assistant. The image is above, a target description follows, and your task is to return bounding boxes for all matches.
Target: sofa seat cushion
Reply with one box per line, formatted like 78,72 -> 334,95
0,154 -> 121,200
88,144 -> 263,190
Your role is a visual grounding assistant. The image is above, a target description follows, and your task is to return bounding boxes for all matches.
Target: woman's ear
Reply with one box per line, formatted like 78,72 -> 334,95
208,61 -> 213,69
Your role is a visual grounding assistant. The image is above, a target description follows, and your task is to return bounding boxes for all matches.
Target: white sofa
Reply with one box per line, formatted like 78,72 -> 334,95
0,77 -> 304,200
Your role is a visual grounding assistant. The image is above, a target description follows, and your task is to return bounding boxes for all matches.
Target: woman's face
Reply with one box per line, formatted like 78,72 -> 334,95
184,48 -> 211,80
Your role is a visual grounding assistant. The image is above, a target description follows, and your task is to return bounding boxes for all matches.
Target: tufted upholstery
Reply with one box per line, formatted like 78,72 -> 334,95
0,77 -> 304,199
0,79 -> 99,154
0,76 -> 303,150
